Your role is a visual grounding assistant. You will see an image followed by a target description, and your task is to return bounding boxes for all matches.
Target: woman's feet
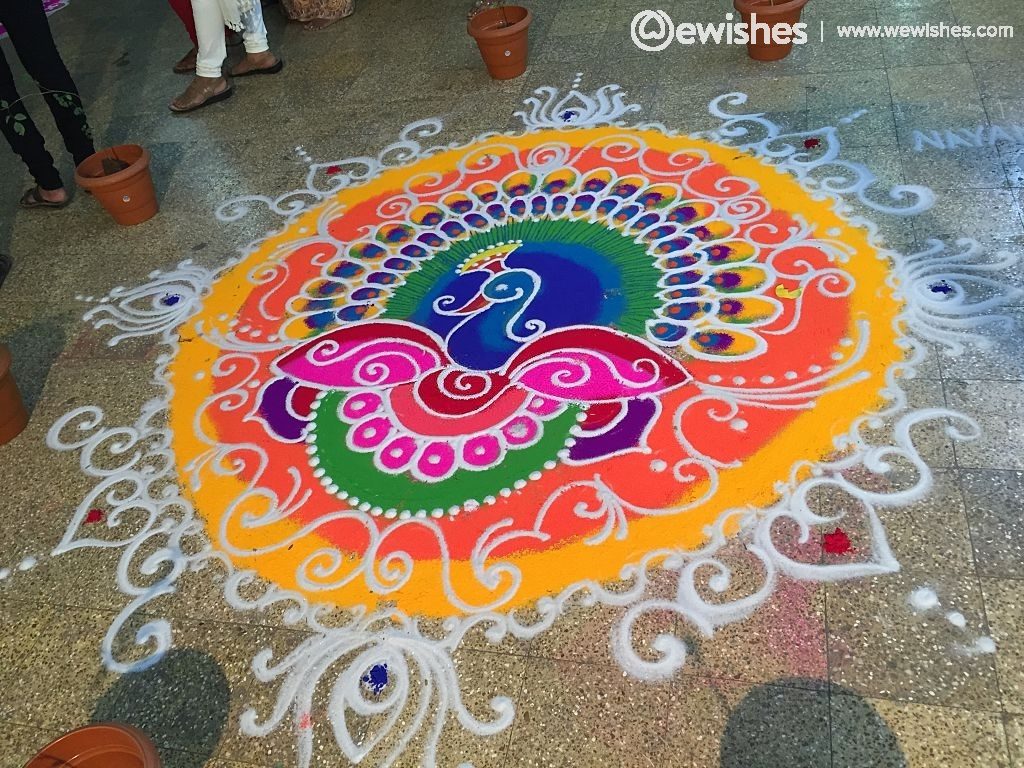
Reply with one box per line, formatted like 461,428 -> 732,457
229,51 -> 283,77
169,76 -> 233,113
173,47 -> 198,74
20,186 -> 70,210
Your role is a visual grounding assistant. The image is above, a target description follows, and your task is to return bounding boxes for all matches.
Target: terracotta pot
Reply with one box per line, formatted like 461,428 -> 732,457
467,5 -> 532,80
75,145 -> 158,226
0,344 -> 28,446
22,724 -> 161,768
733,0 -> 809,61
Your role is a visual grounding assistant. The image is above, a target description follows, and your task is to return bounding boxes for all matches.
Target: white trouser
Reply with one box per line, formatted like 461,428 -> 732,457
192,0 -> 270,78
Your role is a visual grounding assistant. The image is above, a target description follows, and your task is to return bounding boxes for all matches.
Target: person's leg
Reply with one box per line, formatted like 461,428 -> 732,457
192,0 -> 228,77
0,46 -> 64,196
242,1 -> 270,53
0,0 -> 94,170
0,0 -> 85,204
170,0 -> 231,112
229,3 -> 282,76
167,0 -> 199,73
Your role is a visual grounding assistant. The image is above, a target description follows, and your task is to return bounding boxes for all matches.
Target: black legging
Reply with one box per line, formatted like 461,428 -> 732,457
0,0 -> 94,191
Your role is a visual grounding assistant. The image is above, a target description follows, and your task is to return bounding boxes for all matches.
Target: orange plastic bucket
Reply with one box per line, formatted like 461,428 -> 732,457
22,724 -> 161,768
75,145 -> 158,226
0,344 -> 28,446
733,0 -> 809,61
468,6 -> 532,80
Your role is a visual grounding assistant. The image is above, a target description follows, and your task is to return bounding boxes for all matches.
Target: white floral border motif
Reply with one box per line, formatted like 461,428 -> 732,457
45,83 -> 1021,766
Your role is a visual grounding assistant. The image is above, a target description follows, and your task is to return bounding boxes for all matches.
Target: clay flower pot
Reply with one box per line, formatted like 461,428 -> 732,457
733,0 -> 809,61
0,344 -> 28,447
468,5 -> 532,80
22,723 -> 161,768
75,144 -> 159,226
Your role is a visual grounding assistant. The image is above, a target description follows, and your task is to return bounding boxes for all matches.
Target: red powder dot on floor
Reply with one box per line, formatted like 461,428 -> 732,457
804,138 -> 821,149
822,527 -> 853,554
84,508 -> 105,524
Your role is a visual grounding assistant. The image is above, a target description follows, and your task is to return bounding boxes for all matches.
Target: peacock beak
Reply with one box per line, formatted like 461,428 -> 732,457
450,292 -> 493,315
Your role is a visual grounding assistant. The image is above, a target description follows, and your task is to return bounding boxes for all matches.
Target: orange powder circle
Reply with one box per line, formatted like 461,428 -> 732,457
168,127 -> 903,617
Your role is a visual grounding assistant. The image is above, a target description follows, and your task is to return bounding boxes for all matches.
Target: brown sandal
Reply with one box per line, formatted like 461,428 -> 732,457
230,58 -> 284,77
173,48 -> 197,74
169,77 -> 233,113
19,186 -> 70,210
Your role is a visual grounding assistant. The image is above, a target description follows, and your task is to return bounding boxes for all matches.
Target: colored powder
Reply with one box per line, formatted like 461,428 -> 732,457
909,587 -> 939,611
362,663 -> 388,694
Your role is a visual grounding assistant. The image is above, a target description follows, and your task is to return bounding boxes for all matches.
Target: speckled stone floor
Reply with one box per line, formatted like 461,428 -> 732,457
1,0 -> 1023,766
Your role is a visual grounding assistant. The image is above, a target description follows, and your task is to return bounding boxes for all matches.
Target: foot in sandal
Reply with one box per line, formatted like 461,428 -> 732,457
169,76 -> 233,113
229,50 -> 282,77
20,185 -> 70,210
173,47 -> 197,74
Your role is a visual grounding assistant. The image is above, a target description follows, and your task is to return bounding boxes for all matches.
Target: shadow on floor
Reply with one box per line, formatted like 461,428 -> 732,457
2,315 -> 65,415
91,648 -> 230,767
720,678 -> 907,768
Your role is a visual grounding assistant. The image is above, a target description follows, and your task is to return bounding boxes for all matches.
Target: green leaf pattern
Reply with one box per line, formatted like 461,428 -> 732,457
1,89 -> 92,141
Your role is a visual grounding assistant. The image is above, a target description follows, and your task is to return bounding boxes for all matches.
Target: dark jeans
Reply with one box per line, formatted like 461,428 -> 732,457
0,0 -> 95,190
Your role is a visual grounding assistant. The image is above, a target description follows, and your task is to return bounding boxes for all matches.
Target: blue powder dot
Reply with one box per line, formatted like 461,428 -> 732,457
929,282 -> 953,295
161,294 -> 182,306
361,663 -> 389,694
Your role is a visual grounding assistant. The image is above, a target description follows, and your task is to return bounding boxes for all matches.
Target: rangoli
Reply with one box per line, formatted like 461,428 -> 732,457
41,82 -> 1020,766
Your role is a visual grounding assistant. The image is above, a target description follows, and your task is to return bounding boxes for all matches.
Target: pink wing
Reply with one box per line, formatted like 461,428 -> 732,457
274,320 -> 448,389
506,327 -> 691,401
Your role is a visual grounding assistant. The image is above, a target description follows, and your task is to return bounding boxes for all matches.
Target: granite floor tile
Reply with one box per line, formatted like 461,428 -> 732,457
945,380 -> 1024,469
507,661 -> 820,768
826,572 -> 1000,709
950,0 -> 1024,63
0,720 -> 56,768
0,599 -> 122,730
828,691 -> 907,768
832,694 -> 1010,768
784,9 -> 887,74
877,2 -> 969,68
98,618 -> 311,763
678,575 -> 829,688
1000,144 -> 1024,189
857,377 -> 957,469
911,189 -> 1023,242
528,571 -> 677,667
888,63 -> 984,111
980,578 -> 1024,714
959,470 -> 1024,579
715,679 -> 832,768
937,308 -> 1024,382
806,106 -> 900,149
901,143 -> 1011,190
876,470 -> 976,576
971,59 -> 1024,105
1007,715 -> 1024,767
